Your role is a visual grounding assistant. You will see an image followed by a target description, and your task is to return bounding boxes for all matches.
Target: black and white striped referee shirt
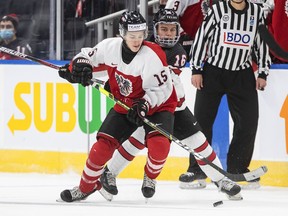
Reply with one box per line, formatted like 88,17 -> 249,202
191,0 -> 271,75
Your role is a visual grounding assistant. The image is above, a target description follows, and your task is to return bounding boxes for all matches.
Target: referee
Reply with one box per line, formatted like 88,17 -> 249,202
188,0 -> 271,188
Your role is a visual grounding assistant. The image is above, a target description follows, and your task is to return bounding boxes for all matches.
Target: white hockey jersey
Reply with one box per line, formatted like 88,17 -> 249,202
75,37 -> 177,115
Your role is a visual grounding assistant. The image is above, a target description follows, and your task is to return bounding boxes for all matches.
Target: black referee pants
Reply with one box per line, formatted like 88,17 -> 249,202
191,63 -> 259,174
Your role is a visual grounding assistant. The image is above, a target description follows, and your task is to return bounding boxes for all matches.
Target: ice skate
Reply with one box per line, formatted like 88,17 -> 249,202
59,186 -> 96,202
179,170 -> 207,189
141,173 -> 156,199
100,166 -> 118,195
216,177 -> 243,200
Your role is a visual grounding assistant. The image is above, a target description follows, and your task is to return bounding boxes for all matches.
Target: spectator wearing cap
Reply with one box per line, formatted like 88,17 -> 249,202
0,14 -> 32,59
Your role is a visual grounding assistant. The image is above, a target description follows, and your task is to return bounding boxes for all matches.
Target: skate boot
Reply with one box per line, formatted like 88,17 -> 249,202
100,166 -> 118,195
179,169 -> 207,189
215,177 -> 242,200
60,186 -> 97,202
141,173 -> 156,198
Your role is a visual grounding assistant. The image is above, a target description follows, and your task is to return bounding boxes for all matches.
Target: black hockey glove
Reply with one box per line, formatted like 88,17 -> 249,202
58,64 -> 77,83
71,57 -> 93,87
104,80 -> 111,92
127,98 -> 149,126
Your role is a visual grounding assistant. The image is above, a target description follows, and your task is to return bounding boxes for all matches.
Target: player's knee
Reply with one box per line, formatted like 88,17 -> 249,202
146,135 -> 170,160
90,138 -> 118,165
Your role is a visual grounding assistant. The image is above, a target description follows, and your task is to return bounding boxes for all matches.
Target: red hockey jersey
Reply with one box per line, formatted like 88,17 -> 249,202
165,0 -> 211,39
270,0 -> 288,61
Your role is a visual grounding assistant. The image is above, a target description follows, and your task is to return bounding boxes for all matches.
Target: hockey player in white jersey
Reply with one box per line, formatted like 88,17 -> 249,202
100,8 -> 242,201
58,10 -> 178,202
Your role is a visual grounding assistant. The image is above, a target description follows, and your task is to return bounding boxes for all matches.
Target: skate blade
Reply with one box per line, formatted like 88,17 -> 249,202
98,187 -> 113,201
179,180 -> 207,189
226,192 -> 243,201
241,181 -> 260,190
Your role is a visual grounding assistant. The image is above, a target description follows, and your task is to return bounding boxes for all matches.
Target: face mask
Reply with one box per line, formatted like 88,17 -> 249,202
0,29 -> 14,40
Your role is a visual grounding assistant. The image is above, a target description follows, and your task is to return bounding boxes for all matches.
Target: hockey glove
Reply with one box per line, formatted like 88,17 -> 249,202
71,57 -> 93,87
127,98 -> 149,126
104,80 -> 111,92
58,64 -> 77,83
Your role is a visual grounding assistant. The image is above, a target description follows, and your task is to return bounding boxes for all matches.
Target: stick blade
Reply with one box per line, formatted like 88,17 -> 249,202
227,166 -> 268,182
242,166 -> 268,182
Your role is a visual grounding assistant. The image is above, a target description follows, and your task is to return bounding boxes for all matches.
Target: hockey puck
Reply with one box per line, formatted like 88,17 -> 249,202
213,200 -> 223,207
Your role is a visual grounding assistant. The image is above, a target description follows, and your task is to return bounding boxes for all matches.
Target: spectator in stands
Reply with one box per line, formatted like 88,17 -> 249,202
0,14 -> 32,59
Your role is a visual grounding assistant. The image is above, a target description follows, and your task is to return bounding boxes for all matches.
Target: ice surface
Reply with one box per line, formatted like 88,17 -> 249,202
0,173 -> 287,216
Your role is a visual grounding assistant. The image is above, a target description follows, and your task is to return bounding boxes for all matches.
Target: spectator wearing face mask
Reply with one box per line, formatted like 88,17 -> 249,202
0,14 -> 32,59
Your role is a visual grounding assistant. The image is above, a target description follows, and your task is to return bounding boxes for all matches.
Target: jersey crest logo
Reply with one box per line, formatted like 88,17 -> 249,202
115,73 -> 132,96
222,14 -> 229,22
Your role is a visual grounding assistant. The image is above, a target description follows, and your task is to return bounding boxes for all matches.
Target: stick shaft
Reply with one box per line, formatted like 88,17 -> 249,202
0,46 -> 60,70
0,46 -> 106,85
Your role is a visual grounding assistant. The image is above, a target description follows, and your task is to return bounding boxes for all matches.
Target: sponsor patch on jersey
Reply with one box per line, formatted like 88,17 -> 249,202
222,30 -> 253,47
115,73 -> 132,96
127,23 -> 146,31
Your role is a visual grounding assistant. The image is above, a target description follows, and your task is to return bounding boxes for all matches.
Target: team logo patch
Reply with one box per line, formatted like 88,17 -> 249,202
115,73 -> 132,96
222,14 -> 229,22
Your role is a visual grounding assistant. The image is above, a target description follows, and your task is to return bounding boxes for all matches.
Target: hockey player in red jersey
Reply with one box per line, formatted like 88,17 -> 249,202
99,9 -> 242,201
165,0 -> 211,39
165,0 -> 212,56
58,11 -> 178,202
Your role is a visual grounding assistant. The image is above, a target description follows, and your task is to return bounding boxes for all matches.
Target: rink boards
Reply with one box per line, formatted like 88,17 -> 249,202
0,61 -> 287,187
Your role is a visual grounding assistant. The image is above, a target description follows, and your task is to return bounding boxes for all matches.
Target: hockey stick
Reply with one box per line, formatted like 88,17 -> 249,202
1,46 -> 267,181
90,78 -> 268,182
258,24 -> 288,62
0,46 -> 106,85
0,46 -> 61,70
